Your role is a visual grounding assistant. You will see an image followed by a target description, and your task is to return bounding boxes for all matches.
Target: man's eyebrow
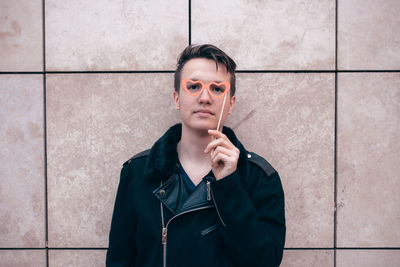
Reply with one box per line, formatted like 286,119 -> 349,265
190,77 -> 224,83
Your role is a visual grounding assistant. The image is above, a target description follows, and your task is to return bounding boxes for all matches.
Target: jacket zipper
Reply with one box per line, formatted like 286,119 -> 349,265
162,227 -> 167,267
206,181 -> 212,200
161,204 -> 213,267
210,183 -> 226,227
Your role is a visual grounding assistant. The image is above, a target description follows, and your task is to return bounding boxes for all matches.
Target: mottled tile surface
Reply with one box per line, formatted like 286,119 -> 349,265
337,73 -> 400,246
0,75 -> 45,247
45,0 -> 187,71
338,0 -> 400,69
46,73 -> 179,247
49,249 -> 106,267
281,249 -> 334,267
337,250 -> 400,267
192,0 -> 335,70
0,250 -> 46,267
226,73 -> 335,247
0,0 -> 43,71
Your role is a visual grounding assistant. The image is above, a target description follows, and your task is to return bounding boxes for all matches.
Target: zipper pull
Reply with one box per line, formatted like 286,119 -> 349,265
162,227 -> 167,245
206,181 -> 211,201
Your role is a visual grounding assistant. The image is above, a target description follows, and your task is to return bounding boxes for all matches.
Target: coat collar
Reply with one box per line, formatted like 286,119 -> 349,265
143,123 -> 248,182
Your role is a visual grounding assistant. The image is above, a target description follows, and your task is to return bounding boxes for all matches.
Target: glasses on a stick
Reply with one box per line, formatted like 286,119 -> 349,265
181,78 -> 230,98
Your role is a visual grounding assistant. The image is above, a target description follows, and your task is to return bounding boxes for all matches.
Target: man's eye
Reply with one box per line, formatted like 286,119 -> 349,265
189,84 -> 200,90
213,87 -> 225,93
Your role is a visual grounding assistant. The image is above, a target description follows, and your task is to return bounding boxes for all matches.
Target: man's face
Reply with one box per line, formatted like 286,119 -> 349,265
173,58 -> 236,132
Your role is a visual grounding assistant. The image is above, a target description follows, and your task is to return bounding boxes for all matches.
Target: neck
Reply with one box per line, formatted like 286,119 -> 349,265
177,124 -> 213,164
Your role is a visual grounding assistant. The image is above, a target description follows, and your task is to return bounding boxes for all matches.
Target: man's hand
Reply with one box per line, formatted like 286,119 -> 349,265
204,130 -> 240,180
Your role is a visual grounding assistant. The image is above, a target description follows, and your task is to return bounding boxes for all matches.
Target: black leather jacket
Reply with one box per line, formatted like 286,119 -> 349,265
106,124 -> 286,267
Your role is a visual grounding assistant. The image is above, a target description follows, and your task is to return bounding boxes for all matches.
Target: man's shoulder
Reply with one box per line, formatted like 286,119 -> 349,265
123,149 -> 150,166
245,151 -> 277,178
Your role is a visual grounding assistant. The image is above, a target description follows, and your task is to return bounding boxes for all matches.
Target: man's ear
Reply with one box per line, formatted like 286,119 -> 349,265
173,91 -> 180,110
227,95 -> 236,114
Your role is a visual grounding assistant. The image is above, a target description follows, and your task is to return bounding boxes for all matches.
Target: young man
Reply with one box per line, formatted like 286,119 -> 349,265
106,44 -> 286,267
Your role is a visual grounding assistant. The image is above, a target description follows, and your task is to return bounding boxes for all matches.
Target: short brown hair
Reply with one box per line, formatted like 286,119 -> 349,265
174,44 -> 237,96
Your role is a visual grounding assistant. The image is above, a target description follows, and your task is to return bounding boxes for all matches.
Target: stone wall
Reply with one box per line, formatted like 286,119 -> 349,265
1,0 -> 399,266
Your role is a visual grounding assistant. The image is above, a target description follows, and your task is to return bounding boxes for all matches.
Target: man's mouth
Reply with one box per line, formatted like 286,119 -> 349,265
194,109 -> 214,115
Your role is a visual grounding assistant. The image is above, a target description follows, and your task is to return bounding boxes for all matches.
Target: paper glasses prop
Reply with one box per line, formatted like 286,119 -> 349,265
181,78 -> 231,132
181,78 -> 231,98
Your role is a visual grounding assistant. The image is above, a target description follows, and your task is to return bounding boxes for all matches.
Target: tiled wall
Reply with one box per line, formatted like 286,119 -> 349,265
0,0 -> 399,266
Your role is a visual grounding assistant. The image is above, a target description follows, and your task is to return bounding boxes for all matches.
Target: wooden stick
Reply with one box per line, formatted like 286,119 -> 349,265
216,93 -> 227,132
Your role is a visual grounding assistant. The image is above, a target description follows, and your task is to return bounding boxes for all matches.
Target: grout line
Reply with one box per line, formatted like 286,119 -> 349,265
237,70 -> 336,73
188,0 -> 191,45
237,70 -> 400,73
43,70 -> 175,74
43,73 -> 49,266
0,248 -> 106,250
336,247 -> 400,250
42,1 -> 46,74
335,70 -> 400,72
44,74 -> 49,266
335,0 -> 339,72
47,248 -> 108,250
42,0 -> 49,266
1,247 -> 399,250
0,72 -> 45,74
284,247 -> 400,250
284,248 -> 335,250
0,248 -> 48,250
334,0 -> 338,266
1,70 -> 399,75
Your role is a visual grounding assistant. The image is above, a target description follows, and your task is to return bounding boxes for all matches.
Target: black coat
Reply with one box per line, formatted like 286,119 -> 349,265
106,124 -> 285,267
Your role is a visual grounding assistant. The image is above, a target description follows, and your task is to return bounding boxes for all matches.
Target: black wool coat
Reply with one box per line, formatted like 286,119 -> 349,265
106,124 -> 286,267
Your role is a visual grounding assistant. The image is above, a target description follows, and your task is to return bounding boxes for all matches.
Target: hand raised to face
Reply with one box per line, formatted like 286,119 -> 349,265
204,129 -> 240,180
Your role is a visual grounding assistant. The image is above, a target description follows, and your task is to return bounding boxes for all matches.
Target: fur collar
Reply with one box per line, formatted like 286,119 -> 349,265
143,123 -> 248,182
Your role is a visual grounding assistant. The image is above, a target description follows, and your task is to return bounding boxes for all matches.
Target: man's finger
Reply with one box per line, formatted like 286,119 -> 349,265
212,153 -> 230,168
204,138 -> 233,153
208,129 -> 226,138
210,146 -> 232,160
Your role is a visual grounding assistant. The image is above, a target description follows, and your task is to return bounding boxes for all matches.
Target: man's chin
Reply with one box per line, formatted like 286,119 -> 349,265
183,121 -> 218,132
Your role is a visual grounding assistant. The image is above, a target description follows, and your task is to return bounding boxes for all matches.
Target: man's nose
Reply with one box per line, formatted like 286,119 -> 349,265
198,86 -> 212,104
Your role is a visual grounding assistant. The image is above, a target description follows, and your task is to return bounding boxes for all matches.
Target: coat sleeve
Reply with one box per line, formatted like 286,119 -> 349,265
210,160 -> 286,267
106,165 -> 137,267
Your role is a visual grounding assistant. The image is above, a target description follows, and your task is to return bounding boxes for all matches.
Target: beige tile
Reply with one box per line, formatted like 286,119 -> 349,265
337,73 -> 400,247
0,0 -> 43,71
337,250 -> 400,267
281,250 -> 334,267
0,1 -> 43,71
0,75 -> 45,247
192,0 -> 335,70
49,250 -> 106,267
226,73 -> 335,247
338,0 -> 400,69
45,0 -> 188,71
0,250 -> 46,267
46,73 -> 180,247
